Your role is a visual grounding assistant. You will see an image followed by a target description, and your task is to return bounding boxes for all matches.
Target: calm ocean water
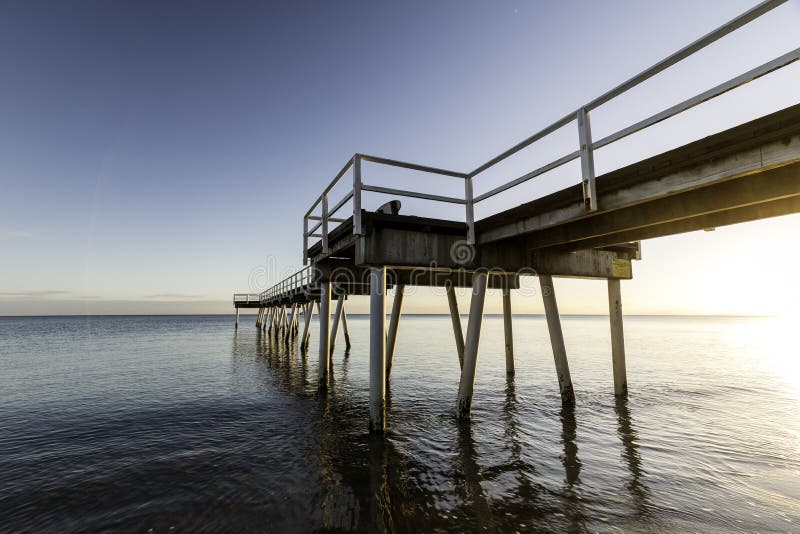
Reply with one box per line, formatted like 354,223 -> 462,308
0,314 -> 798,532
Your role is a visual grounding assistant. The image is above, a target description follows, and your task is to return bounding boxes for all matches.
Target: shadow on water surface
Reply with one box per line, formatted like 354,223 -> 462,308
231,331 -> 658,532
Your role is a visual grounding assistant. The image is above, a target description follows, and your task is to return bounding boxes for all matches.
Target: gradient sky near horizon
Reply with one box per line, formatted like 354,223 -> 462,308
2,0 -> 799,316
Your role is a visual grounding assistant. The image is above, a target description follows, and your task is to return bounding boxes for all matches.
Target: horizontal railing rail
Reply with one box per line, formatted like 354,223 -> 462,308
259,266 -> 314,304
301,0 -> 795,262
233,293 -> 260,304
303,153 -> 469,262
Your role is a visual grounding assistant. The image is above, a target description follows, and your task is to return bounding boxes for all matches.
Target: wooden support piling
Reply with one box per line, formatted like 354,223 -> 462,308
446,283 -> 465,369
385,284 -> 405,384
608,279 -> 628,396
502,287 -> 515,376
539,275 -> 575,405
457,272 -> 488,419
286,303 -> 297,343
330,296 -> 345,353
369,267 -> 386,432
341,303 -> 351,349
235,307 -> 239,329
301,302 -> 313,349
319,284 -> 331,389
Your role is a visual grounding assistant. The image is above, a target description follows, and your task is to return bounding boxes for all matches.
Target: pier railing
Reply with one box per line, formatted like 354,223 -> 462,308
303,155 -> 469,261
233,293 -> 260,304
259,266 -> 314,304
303,0 -> 799,263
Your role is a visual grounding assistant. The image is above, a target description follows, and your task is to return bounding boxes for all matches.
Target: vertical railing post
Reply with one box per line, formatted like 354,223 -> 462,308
577,107 -> 597,212
303,216 -> 309,265
353,154 -> 363,236
322,194 -> 329,254
465,175 -> 475,245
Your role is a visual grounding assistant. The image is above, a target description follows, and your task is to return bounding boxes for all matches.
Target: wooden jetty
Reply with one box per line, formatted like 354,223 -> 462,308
234,0 -> 800,432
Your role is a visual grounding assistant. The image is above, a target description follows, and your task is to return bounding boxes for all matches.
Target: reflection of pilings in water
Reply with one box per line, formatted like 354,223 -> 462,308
300,340 -> 309,387
503,378 -> 520,455
385,380 -> 393,414
340,348 -> 350,383
257,326 -> 314,396
455,422 -> 494,529
615,397 -> 652,517
243,329 -> 457,531
368,436 -> 393,532
559,404 -> 585,533
560,406 -> 581,486
501,378 -> 539,504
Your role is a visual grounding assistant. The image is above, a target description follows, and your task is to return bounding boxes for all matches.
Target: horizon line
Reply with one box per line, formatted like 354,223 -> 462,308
0,313 -> 776,319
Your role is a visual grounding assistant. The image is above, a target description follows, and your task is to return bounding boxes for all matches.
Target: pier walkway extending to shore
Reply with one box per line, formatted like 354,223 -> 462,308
234,0 -> 800,432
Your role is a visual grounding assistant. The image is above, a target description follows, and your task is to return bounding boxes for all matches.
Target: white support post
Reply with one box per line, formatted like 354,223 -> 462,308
286,302 -> 297,343
608,279 -> 628,396
457,272 -> 488,419
502,287 -> 515,376
330,296 -> 345,353
301,302 -> 313,349
385,284 -> 405,384
318,284 -> 331,389
255,307 -> 262,328
446,283 -> 465,369
341,303 -> 351,349
539,275 -> 575,405
369,267 -> 386,432
577,107 -> 597,212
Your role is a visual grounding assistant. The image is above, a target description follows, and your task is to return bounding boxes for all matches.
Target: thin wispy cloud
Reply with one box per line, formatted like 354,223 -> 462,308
0,227 -> 32,240
0,290 -> 71,298
143,293 -> 206,300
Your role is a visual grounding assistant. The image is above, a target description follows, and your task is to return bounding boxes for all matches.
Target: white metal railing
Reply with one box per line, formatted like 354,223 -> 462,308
233,293 -> 260,304
259,266 -> 314,304
303,0 -> 798,263
303,154 -> 468,262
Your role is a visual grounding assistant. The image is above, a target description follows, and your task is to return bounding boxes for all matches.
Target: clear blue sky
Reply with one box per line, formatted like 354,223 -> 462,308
2,0 -> 799,315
